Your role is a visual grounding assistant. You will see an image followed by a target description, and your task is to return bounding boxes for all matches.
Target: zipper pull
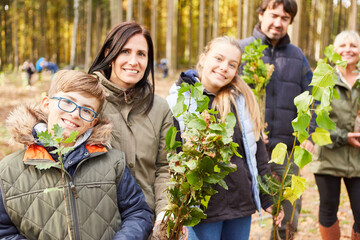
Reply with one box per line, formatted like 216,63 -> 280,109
69,181 -> 78,198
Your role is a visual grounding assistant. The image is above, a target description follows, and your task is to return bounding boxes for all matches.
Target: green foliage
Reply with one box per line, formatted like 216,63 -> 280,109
163,83 -> 239,239
241,39 -> 274,123
38,124 -> 79,161
257,45 -> 342,237
36,124 -> 78,238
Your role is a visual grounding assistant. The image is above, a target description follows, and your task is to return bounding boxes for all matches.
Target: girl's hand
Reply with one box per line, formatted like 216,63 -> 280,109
265,206 -> 284,227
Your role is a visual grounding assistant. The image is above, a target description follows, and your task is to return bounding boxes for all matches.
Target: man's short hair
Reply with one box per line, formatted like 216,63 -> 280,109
48,70 -> 106,113
258,0 -> 297,23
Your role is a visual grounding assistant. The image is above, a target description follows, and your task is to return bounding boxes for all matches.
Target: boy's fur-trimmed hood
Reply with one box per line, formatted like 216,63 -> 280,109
6,104 -> 112,147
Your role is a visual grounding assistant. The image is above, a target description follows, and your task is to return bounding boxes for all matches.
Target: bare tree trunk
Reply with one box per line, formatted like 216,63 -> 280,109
85,0 -> 92,71
166,0 -> 174,74
347,0 -> 357,30
199,0 -> 205,52
95,3 -> 101,54
213,0 -> 218,38
188,0 -> 193,66
237,0 -> 242,39
12,0 -> 19,70
290,0 -> 301,46
248,0 -> 255,37
338,0 -> 343,34
127,0 -> 133,21
70,0 -> 79,67
110,0 -> 120,27
40,0 -> 47,57
119,0 -> 123,23
151,0 -> 157,62
138,0 -> 144,24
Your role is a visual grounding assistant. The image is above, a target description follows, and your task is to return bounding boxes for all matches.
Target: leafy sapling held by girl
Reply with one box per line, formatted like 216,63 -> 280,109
167,36 -> 283,240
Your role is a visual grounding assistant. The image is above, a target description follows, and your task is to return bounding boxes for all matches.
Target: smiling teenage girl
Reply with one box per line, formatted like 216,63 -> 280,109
167,36 -> 283,240
88,22 -> 173,234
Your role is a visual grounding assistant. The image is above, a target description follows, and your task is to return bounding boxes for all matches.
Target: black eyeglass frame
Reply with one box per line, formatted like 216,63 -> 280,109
50,96 -> 98,122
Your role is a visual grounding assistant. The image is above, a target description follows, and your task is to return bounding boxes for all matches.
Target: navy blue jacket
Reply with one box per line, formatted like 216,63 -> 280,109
239,25 -> 313,151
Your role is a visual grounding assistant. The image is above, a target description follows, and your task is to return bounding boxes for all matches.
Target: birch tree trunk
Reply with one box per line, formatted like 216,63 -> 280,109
199,0 -> 205,52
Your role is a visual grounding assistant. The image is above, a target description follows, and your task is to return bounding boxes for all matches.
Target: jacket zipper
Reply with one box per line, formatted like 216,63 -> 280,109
69,180 -> 80,240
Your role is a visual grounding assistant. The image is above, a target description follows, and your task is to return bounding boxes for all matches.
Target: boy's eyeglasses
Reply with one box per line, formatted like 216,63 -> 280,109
50,97 -> 98,122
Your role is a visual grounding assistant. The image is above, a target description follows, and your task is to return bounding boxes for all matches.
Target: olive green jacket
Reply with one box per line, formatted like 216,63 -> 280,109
312,73 -> 360,177
94,72 -> 173,216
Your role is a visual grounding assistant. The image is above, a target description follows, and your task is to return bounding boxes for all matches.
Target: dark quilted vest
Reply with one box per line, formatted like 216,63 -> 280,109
239,27 -> 312,150
0,148 -> 125,240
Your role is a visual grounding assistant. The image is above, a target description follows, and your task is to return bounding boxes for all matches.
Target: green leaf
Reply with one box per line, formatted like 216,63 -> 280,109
173,94 -> 186,117
37,131 -> 57,147
316,110 -> 336,131
185,160 -> 198,170
53,124 -> 64,140
294,146 -> 312,170
310,61 -> 336,88
183,207 -> 207,227
198,156 -> 215,172
63,131 -> 79,144
312,127 -> 332,146
283,175 -> 306,204
187,118 -> 207,130
186,171 -> 203,188
292,113 -> 311,132
200,195 -> 211,209
165,126 -> 182,150
35,162 -> 59,170
294,91 -> 313,113
269,143 -> 287,165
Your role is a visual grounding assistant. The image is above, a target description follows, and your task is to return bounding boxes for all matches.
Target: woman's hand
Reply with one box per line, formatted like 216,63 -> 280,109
347,132 -> 360,148
265,206 -> 284,227
300,140 -> 314,154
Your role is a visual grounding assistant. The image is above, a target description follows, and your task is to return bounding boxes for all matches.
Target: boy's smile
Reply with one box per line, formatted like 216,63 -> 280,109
41,91 -> 100,144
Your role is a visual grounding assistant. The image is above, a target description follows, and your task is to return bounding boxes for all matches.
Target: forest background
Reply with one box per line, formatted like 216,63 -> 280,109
1,0 -> 360,74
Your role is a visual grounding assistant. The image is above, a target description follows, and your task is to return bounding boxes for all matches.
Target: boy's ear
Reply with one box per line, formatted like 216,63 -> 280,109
199,53 -> 205,68
90,118 -> 98,128
40,96 -> 50,114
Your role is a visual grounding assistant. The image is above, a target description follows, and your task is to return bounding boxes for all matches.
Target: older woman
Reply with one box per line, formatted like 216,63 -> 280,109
312,30 -> 360,240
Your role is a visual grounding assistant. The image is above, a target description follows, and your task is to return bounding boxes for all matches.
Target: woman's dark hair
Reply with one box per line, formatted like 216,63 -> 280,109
88,22 -> 154,114
257,0 -> 297,23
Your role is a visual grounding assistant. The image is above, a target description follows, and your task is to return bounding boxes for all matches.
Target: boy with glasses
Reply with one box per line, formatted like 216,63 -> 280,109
0,70 -> 153,239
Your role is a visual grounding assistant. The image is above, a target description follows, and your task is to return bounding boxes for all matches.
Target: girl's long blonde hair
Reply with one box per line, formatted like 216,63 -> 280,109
196,36 -> 262,140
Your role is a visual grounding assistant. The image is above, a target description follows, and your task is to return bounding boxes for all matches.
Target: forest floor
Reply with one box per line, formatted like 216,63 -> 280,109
0,71 -> 355,240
